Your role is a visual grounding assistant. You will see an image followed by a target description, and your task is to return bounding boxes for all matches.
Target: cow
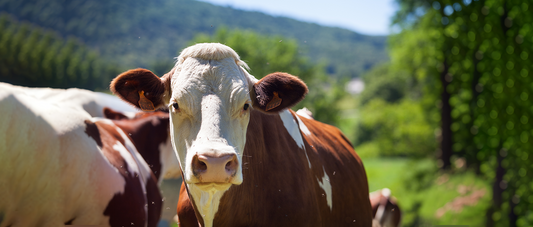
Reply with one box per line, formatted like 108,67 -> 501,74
0,82 -> 139,118
110,43 -> 373,227
0,86 -> 177,227
102,107 -> 181,182
369,188 -> 402,227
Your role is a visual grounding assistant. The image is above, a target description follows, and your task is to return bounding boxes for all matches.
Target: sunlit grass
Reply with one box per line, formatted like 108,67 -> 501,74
363,157 -> 491,227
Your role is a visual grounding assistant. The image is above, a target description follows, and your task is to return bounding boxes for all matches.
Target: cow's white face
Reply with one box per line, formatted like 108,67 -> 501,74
168,56 -> 252,186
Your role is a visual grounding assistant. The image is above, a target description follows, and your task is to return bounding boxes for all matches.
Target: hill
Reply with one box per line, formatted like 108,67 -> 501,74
0,0 -> 388,78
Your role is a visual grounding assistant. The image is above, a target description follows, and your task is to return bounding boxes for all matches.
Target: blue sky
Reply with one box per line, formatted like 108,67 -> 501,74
198,0 -> 398,36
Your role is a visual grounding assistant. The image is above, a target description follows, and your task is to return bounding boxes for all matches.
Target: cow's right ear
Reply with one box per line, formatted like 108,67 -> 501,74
251,72 -> 308,113
110,68 -> 171,111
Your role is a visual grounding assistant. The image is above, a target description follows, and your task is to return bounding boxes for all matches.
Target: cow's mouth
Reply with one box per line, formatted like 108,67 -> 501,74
193,182 -> 232,191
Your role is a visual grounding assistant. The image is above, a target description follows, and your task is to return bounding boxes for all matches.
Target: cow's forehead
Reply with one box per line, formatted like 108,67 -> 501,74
170,57 -> 250,101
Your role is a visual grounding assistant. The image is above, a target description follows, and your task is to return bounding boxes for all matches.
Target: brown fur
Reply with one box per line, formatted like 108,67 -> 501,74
110,68 -> 171,111
176,110 -> 373,227
252,72 -> 308,113
83,120 -> 163,227
103,108 -> 170,180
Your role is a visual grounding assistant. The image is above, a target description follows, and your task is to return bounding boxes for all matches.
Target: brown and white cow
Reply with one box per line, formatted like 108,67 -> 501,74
369,188 -> 402,227
0,87 -> 177,227
110,43 -> 373,227
103,108 -> 181,182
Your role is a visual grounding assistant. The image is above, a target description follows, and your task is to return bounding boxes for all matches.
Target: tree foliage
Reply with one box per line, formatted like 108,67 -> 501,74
191,28 -> 347,126
353,61 -> 436,158
390,0 -> 533,226
0,14 -> 117,90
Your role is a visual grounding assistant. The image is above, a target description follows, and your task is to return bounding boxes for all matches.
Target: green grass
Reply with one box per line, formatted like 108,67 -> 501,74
362,157 -> 491,227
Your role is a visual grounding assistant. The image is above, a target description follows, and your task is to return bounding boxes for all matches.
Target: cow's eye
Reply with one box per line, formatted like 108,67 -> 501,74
172,103 -> 179,111
243,103 -> 250,111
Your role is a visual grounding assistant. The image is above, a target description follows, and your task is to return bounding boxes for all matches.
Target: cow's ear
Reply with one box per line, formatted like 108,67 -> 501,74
252,72 -> 308,113
110,68 -> 171,111
103,107 -> 129,120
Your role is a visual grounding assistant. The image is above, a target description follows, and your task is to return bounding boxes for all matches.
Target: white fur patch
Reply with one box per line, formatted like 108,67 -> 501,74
295,114 -> 311,136
279,110 -> 305,149
317,166 -> 333,211
296,107 -> 313,120
187,183 -> 232,227
279,110 -> 312,168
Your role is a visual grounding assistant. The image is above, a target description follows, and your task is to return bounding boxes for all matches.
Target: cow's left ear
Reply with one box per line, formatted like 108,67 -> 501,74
103,107 -> 129,120
110,68 -> 171,111
252,72 -> 308,113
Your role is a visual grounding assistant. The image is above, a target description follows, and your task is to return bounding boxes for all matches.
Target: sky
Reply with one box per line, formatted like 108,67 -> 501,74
198,0 -> 398,36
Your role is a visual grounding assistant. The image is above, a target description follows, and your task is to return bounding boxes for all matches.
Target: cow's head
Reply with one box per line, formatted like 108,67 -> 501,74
110,43 -> 307,225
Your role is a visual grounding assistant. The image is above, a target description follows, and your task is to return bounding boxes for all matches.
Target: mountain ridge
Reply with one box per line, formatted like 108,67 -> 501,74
0,0 -> 388,77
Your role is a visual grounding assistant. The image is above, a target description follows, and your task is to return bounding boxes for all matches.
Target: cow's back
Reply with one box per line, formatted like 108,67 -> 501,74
297,111 -> 373,226
0,89 -> 160,227
0,82 -> 138,118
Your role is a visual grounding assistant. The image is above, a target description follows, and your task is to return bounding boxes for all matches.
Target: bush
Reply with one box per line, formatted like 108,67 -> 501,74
354,98 -> 436,157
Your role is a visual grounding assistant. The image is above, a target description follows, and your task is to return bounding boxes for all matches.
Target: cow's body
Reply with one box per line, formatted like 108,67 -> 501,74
0,87 -> 173,227
177,109 -> 372,226
110,43 -> 373,227
103,108 -> 181,182
0,82 -> 139,118
369,188 -> 402,227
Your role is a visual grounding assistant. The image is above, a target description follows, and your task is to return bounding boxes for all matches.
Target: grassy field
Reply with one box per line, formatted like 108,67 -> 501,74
363,157 -> 491,227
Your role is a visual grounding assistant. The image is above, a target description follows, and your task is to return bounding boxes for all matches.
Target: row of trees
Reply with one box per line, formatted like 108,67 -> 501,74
357,0 -> 531,226
0,14 -> 118,90
0,0 -> 388,78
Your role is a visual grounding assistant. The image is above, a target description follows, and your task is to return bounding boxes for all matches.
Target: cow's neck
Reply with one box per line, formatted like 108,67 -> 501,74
187,183 -> 231,227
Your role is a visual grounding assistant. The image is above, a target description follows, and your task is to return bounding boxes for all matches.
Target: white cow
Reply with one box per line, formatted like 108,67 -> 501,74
0,84 -> 181,226
0,82 -> 139,118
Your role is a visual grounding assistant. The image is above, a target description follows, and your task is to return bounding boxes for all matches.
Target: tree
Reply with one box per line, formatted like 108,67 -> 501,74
191,28 -> 347,126
0,14 -> 118,90
391,0 -> 533,226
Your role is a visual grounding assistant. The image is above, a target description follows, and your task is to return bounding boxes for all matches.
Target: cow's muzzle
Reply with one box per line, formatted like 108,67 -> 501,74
189,143 -> 239,184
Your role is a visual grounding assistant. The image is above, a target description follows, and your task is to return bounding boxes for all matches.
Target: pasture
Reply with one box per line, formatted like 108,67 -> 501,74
2,0 -> 532,225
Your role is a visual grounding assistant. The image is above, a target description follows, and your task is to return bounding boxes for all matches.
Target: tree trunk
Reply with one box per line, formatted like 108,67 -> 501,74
439,58 -> 453,170
486,147 -> 506,227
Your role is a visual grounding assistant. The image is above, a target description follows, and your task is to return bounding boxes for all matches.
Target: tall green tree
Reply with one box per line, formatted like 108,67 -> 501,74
392,0 -> 533,226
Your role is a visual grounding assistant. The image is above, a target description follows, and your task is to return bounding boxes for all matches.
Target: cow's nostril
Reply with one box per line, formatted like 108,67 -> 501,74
198,161 -> 207,170
225,155 -> 238,174
192,155 -> 208,174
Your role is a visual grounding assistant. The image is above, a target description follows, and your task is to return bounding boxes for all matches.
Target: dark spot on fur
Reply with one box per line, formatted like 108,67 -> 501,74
64,218 -> 75,225
84,120 -> 102,148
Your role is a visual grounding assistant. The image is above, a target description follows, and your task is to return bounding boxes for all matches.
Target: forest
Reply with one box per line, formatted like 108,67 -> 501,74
1,0 -> 532,226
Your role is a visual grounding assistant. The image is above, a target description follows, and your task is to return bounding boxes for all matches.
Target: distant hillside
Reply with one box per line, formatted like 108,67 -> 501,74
0,0 -> 388,78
